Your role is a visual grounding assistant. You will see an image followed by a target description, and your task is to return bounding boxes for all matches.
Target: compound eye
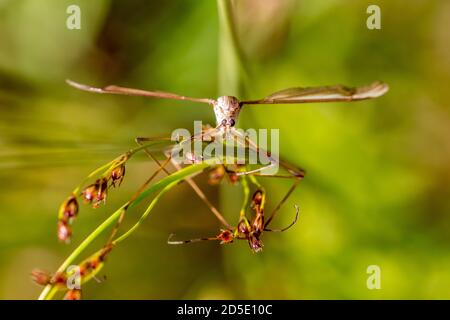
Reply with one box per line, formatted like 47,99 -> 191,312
221,119 -> 227,126
229,119 -> 235,127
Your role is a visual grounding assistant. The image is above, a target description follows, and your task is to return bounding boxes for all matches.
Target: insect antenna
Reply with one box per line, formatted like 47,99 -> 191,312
264,205 -> 300,232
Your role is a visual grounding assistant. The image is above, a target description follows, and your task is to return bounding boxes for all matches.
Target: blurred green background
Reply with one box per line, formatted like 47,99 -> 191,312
1,0 -> 450,299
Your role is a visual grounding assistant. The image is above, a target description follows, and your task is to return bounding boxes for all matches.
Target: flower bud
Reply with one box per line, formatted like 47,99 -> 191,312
248,235 -> 264,253
217,229 -> 234,244
59,195 -> 79,221
82,184 -> 98,203
252,190 -> 263,206
94,178 -> 108,206
237,218 -> 251,235
51,272 -> 67,286
82,178 -> 108,208
110,164 -> 126,187
31,269 -> 51,286
251,190 -> 264,212
64,289 -> 82,300
57,221 -> 71,242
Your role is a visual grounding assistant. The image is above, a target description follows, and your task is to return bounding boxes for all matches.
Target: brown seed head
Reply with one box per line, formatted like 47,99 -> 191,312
31,269 -> 51,286
51,272 -> 67,285
81,184 -> 98,203
60,195 -> 79,220
251,190 -> 263,208
64,289 -> 82,300
95,178 -> 108,202
57,221 -> 71,242
217,229 -> 234,244
251,213 -> 265,234
228,172 -> 239,184
248,234 -> 264,253
111,164 -> 126,187
237,218 -> 251,235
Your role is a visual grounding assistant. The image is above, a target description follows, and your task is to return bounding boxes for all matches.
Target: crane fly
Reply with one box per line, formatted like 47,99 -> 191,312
34,79 -> 388,300
66,79 -> 388,128
64,79 -> 388,252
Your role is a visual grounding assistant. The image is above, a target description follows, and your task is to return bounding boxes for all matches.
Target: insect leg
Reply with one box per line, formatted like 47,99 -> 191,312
230,128 -> 303,229
136,130 -> 232,229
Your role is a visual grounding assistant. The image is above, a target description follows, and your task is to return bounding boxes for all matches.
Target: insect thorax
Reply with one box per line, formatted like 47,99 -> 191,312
214,96 -> 241,127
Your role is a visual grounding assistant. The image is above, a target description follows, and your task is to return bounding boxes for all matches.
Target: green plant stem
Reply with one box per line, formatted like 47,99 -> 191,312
72,141 -> 169,195
217,0 -> 248,96
38,161 -> 210,300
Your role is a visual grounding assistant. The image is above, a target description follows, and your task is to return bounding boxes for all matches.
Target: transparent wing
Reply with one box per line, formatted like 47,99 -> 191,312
241,81 -> 389,105
66,80 -> 215,105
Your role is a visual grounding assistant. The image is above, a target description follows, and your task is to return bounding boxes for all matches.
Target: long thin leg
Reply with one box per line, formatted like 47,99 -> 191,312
136,137 -> 173,176
106,154 -> 173,244
265,205 -> 300,232
230,128 -> 303,228
264,177 -> 301,228
167,228 -> 236,245
231,128 -> 305,178
167,151 -> 231,228
167,233 -> 219,245
136,131 -> 232,229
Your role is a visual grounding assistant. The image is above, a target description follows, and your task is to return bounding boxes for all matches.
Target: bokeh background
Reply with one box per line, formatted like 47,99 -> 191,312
1,0 -> 449,299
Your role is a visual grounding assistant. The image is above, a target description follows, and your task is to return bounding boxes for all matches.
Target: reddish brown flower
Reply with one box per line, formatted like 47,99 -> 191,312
81,184 -> 98,203
94,178 -> 108,206
82,178 -> 108,208
237,218 -> 251,235
248,234 -> 264,253
31,269 -> 51,286
217,229 -> 234,244
59,195 -> 79,220
64,289 -> 82,300
51,272 -> 67,286
110,164 -> 126,187
251,213 -> 265,234
57,221 -> 71,242
251,190 -> 263,209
